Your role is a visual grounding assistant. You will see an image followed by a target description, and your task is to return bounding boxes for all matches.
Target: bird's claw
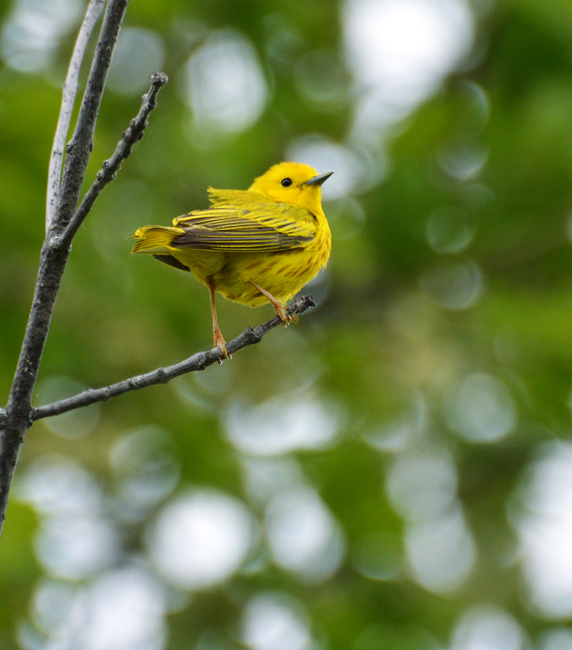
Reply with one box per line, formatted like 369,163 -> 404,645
214,333 -> 231,364
277,304 -> 300,327
276,304 -> 296,327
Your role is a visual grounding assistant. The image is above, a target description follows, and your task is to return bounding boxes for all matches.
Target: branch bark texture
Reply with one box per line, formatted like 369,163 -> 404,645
46,0 -> 105,232
54,0 -> 129,237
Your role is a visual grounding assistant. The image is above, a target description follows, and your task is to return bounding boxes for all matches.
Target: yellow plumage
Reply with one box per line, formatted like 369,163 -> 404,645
131,161 -> 332,358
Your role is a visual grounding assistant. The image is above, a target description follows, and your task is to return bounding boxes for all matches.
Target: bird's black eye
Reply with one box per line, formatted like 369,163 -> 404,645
281,178 -> 293,187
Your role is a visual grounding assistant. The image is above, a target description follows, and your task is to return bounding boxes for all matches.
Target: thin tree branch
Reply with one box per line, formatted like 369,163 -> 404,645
58,71 -> 169,249
0,0 -> 129,538
32,296 -> 316,421
46,0 -> 105,232
54,0 -> 129,237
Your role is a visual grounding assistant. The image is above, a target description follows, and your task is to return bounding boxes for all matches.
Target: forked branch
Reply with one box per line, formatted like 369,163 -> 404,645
0,0 -> 166,538
58,71 -> 169,248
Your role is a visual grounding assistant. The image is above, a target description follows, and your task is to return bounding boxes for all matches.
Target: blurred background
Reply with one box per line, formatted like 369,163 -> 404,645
2,0 -> 572,648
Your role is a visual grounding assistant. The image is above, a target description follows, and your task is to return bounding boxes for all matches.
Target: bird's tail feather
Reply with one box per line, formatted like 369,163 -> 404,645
130,226 -> 183,255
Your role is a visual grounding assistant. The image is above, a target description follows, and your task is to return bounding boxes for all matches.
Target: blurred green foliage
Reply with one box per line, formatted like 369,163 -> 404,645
3,0 -> 572,649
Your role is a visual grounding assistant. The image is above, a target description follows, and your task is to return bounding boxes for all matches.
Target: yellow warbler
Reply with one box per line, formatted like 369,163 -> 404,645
131,161 -> 332,358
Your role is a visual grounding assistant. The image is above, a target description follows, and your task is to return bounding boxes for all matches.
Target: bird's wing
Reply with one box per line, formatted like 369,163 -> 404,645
170,193 -> 316,253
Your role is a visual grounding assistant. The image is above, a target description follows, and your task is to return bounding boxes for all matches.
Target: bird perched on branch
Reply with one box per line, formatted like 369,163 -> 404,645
131,161 -> 333,359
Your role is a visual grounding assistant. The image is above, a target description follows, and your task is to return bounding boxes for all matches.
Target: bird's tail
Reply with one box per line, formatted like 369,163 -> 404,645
130,226 -> 184,255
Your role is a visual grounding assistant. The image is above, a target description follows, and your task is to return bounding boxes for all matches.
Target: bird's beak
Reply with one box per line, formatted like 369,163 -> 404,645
304,171 -> 334,187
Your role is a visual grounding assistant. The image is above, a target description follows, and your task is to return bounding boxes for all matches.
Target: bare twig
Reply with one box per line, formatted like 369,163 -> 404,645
32,296 -> 316,421
46,0 -> 105,232
58,71 -> 169,248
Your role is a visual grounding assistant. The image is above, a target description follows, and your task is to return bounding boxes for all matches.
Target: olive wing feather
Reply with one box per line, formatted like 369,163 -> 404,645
171,191 -> 316,253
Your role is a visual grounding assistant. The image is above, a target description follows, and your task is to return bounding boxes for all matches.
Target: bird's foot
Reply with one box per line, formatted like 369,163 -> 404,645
275,303 -> 298,327
275,303 -> 290,327
214,330 -> 231,364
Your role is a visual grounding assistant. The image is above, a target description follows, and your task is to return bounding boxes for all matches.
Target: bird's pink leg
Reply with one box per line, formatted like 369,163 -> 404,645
208,280 -> 230,360
249,281 -> 297,326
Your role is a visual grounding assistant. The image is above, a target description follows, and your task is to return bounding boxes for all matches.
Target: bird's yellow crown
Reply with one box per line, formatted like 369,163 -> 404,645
247,162 -> 328,214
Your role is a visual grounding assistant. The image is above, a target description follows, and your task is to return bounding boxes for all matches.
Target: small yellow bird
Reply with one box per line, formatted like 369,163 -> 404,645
131,162 -> 332,358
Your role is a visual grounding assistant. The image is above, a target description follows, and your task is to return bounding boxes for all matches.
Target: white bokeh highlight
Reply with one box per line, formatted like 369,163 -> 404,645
1,0 -> 82,73
26,566 -> 167,650
146,489 -> 255,590
387,445 -> 458,523
18,457 -> 118,580
241,593 -> 313,650
18,456 -> 103,517
514,443 -> 572,619
34,516 -> 118,580
342,0 -> 474,133
446,372 -> 517,443
265,486 -> 345,583
224,394 -> 339,457
182,30 -> 268,137
538,628 -> 572,650
448,604 -> 527,650
343,0 -> 474,133
385,444 -> 476,593
405,504 -> 476,594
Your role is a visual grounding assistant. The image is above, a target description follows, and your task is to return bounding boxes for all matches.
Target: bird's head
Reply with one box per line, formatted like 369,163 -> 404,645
248,162 -> 333,213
